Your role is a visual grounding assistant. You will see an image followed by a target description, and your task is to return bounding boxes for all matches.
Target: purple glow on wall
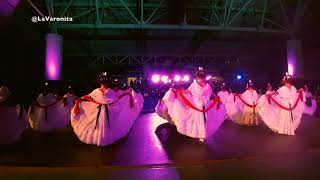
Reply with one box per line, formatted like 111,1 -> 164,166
287,39 -> 303,78
288,63 -> 294,76
45,33 -> 63,80
0,0 -> 20,17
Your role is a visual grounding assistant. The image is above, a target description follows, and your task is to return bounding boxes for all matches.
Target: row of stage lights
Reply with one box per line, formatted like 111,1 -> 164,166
151,74 -> 214,84
151,74 -> 242,84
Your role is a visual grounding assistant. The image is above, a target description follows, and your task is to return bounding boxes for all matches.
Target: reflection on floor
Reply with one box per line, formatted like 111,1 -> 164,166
1,113 -> 320,179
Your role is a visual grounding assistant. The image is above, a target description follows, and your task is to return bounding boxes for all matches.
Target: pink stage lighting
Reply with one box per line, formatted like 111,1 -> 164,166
161,75 -> 169,84
182,75 -> 190,82
174,75 -> 181,82
45,33 -> 63,80
151,74 -> 161,83
288,63 -> 294,76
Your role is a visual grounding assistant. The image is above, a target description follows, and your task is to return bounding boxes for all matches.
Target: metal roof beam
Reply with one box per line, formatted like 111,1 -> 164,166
55,23 -> 288,34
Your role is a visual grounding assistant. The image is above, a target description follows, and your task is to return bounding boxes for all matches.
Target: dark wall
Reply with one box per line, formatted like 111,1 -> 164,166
0,2 -> 48,102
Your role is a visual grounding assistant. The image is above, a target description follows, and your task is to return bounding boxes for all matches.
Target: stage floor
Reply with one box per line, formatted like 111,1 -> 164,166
1,113 -> 320,179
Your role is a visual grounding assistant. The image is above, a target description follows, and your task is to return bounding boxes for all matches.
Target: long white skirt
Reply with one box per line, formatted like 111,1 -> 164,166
28,100 -> 72,132
155,88 -> 176,124
71,92 -> 143,146
0,105 -> 28,144
256,94 -> 305,135
156,89 -> 226,139
225,95 -> 261,126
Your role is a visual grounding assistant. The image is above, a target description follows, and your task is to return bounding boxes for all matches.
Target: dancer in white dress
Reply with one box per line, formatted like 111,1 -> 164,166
63,85 -> 77,106
266,83 -> 275,95
0,86 -> 28,144
156,67 -> 226,143
71,72 -> 143,146
28,82 -> 71,132
225,80 -> 261,126
303,85 -> 317,116
217,83 -> 230,105
257,73 -> 305,135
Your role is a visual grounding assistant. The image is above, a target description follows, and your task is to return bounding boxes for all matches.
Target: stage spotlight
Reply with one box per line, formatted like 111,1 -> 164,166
182,75 -> 190,82
174,75 -> 181,82
237,75 -> 242,80
161,75 -> 169,84
151,74 -> 161,83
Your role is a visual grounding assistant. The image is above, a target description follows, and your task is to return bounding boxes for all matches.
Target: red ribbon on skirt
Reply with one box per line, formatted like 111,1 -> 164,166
177,90 -> 220,113
233,94 -> 257,108
73,91 -> 134,115
267,91 -> 304,111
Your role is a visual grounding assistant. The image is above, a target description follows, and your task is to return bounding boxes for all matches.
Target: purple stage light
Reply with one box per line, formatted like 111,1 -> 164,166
151,74 -> 161,83
182,75 -> 190,82
288,63 -> 294,76
161,75 -> 169,84
287,39 -> 303,78
174,75 -> 181,82
45,33 -> 63,80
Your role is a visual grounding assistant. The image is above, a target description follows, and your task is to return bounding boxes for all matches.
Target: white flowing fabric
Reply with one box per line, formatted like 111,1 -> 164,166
303,91 -> 317,116
225,90 -> 261,126
0,105 -> 28,144
71,88 -> 143,146
63,93 -> 77,105
155,89 -> 175,124
217,90 -> 230,105
28,93 -> 71,132
0,86 -> 28,144
156,82 -> 226,139
257,86 -> 305,135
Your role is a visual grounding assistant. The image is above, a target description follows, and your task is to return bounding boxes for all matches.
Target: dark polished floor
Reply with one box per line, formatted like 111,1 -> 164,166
1,113 -> 320,179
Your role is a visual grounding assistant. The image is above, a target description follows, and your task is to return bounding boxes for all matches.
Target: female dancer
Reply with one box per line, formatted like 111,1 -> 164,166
266,83 -> 275,95
217,83 -> 230,105
225,80 -> 261,126
28,82 -> 71,132
71,72 -> 143,146
303,85 -> 317,116
156,67 -> 226,143
257,73 -> 305,135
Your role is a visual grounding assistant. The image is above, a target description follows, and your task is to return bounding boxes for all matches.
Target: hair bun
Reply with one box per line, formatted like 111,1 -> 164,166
97,72 -> 109,84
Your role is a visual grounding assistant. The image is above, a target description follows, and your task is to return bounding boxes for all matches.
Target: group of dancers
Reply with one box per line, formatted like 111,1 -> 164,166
0,73 -> 144,146
156,68 -> 317,142
0,68 -> 317,146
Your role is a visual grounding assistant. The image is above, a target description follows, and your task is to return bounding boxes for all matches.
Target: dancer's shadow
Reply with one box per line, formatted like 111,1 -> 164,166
155,123 -> 214,163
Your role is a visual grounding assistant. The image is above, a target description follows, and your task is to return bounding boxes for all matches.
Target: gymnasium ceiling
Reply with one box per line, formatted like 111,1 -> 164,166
18,0 -> 316,60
